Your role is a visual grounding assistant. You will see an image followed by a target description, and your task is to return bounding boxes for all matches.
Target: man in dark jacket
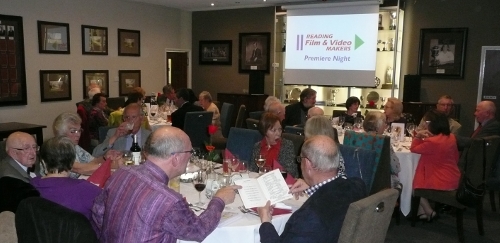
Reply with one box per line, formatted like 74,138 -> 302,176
456,100 -> 500,150
171,88 -> 204,130
257,135 -> 366,243
283,88 -> 316,126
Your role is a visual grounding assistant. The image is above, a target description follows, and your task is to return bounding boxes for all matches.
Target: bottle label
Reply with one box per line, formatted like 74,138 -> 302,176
132,152 -> 141,165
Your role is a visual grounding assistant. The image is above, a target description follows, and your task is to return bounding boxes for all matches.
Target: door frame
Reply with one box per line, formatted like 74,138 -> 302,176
165,48 -> 191,88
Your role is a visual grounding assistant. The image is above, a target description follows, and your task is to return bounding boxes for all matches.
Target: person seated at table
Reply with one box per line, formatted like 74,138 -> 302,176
93,103 -> 151,158
91,126 -> 240,242
384,97 -> 406,126
264,96 -> 280,111
187,88 -> 199,106
198,91 -> 220,127
304,116 -> 345,176
411,110 -> 460,221
333,96 -> 363,127
158,84 -> 176,107
283,88 -> 317,126
53,113 -> 122,178
0,132 -> 41,183
295,107 -> 324,128
267,101 -> 286,123
257,135 -> 366,243
108,92 -> 151,130
88,93 -> 109,147
363,111 -> 401,190
171,88 -> 204,130
249,113 -> 298,183
30,136 -> 102,220
456,100 -> 500,150
420,95 -> 461,135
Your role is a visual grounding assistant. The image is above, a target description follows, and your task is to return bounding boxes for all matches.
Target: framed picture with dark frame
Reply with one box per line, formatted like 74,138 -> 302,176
238,32 -> 271,73
118,29 -> 140,56
37,21 -> 70,54
39,70 -> 71,102
83,70 -> 109,98
118,70 -> 141,96
199,40 -> 232,65
0,14 -> 27,107
81,25 -> 108,55
418,28 -> 468,78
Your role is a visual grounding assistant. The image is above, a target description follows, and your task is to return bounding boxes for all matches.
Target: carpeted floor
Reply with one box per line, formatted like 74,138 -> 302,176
385,193 -> 500,243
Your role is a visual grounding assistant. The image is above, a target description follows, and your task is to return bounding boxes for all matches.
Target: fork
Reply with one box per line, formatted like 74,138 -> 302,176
238,206 -> 259,216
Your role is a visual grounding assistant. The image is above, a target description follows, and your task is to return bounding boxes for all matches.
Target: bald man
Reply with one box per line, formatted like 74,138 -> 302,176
92,126 -> 240,243
0,132 -> 41,182
456,100 -> 500,150
267,101 -> 286,122
307,107 -> 324,118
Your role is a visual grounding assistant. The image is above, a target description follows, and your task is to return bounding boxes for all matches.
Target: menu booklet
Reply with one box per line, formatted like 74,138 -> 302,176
234,169 -> 292,208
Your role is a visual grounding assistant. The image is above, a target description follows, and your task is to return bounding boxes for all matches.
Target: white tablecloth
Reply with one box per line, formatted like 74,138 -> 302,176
148,117 -> 171,131
178,175 -> 306,243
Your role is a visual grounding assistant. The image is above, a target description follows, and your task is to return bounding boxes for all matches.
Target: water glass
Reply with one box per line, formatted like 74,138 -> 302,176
122,151 -> 133,166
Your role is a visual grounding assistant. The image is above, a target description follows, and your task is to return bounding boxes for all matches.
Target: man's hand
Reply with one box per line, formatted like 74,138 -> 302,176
214,185 -> 241,205
289,178 -> 309,200
257,200 -> 273,223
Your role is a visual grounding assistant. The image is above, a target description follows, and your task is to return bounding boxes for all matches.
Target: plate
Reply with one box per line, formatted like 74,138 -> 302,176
367,91 -> 380,103
290,88 -> 301,100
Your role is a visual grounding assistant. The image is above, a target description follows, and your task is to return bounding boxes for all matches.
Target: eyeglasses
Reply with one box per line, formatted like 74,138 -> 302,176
11,146 -> 39,153
296,155 -> 309,164
69,128 -> 84,134
171,149 -> 195,156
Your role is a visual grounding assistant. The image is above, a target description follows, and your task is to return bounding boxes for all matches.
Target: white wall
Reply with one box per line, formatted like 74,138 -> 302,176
0,0 -> 191,139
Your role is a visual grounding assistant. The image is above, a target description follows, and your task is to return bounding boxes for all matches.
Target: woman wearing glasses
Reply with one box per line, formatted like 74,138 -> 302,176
249,112 -> 298,183
53,112 -> 122,178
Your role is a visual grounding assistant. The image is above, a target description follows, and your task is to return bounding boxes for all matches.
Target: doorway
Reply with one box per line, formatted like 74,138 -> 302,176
166,51 -> 189,89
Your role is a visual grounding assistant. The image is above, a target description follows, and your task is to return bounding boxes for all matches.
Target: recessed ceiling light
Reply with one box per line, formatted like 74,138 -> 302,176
211,3 -> 214,6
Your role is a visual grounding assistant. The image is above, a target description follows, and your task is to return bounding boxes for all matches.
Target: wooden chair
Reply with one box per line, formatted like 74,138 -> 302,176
411,136 -> 500,243
235,105 -> 246,128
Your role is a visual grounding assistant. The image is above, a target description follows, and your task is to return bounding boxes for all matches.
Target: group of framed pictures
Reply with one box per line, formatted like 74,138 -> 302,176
37,21 -> 140,56
199,32 -> 271,74
40,70 -> 140,102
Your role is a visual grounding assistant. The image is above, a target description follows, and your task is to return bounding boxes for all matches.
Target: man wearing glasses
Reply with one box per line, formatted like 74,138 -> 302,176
424,95 -> 461,135
93,103 -> 151,157
0,132 -> 41,182
92,126 -> 240,243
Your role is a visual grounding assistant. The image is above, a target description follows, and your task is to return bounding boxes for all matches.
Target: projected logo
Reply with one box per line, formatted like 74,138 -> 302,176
296,34 -> 365,51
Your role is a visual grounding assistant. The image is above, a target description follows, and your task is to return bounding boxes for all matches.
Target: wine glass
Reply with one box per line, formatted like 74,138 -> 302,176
125,122 -> 134,134
192,171 -> 207,206
254,154 -> 266,174
230,156 -> 240,175
239,160 -> 248,176
406,123 -> 416,142
338,116 -> 346,127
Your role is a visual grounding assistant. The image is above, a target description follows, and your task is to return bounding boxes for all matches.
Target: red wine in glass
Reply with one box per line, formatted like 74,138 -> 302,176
194,183 -> 206,192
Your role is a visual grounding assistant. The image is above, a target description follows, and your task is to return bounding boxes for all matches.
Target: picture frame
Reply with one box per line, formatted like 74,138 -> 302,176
37,21 -> 70,54
39,70 -> 71,102
417,28 -> 468,78
238,32 -> 271,73
0,14 -> 28,107
477,46 -> 500,121
118,28 -> 140,56
118,70 -> 141,96
199,40 -> 232,65
81,25 -> 108,55
82,70 -> 109,98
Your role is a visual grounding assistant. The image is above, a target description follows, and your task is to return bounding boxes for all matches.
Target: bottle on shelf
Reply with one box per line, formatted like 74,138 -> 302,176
130,134 -> 142,165
150,92 -> 158,118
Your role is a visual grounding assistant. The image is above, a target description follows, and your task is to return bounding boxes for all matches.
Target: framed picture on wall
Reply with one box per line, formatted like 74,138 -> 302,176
37,21 -> 70,54
118,29 -> 140,56
0,14 -> 27,107
199,40 -> 232,65
81,25 -> 108,55
83,70 -> 109,98
39,70 -> 71,102
238,32 -> 271,73
417,28 -> 468,78
119,70 -> 141,96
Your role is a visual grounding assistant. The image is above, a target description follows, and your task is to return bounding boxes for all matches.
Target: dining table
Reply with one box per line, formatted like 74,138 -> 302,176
148,116 -> 171,131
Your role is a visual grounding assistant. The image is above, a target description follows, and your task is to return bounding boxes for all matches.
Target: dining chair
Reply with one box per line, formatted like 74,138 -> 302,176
226,127 -> 262,164
16,197 -> 99,243
338,144 -> 377,193
0,211 -> 17,243
283,126 -> 304,136
338,188 -> 399,243
410,135 -> 500,243
211,103 -> 234,150
235,105 -> 246,128
245,118 -> 259,130
281,133 -> 304,156
98,126 -> 114,143
183,111 -> 214,149
106,96 -> 126,111
248,111 -> 264,120
0,177 -> 40,213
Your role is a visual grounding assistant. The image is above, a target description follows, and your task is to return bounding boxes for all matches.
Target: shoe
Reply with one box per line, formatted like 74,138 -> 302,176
416,213 -> 428,221
428,211 -> 439,222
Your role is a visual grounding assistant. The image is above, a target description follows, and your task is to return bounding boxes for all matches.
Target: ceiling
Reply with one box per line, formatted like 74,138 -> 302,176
123,0 -> 323,11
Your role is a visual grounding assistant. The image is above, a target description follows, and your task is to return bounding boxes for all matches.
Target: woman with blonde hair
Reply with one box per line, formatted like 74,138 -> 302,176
384,97 -> 406,125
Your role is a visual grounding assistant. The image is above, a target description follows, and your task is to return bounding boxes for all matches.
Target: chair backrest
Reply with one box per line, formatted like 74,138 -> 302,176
0,177 -> 40,213
98,126 -> 114,143
226,127 -> 262,163
220,103 -> 235,138
281,133 -> 304,156
15,197 -> 98,243
183,111 -> 214,149
0,211 -> 17,243
333,110 -> 362,118
460,135 -> 500,187
338,188 -> 399,243
245,118 -> 259,130
235,105 -> 246,128
248,111 -> 264,120
106,96 -> 126,111
343,130 -> 391,195
76,104 -> 91,152
339,144 -> 377,192
284,126 -> 304,136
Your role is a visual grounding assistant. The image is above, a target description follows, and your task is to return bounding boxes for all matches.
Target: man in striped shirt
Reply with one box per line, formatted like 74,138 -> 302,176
92,126 -> 240,243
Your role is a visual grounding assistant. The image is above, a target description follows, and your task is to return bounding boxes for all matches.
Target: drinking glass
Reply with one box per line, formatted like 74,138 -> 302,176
344,124 -> 353,131
254,154 -> 266,174
338,116 -> 346,127
192,171 -> 207,206
239,160 -> 248,175
353,117 -> 363,131
125,122 -> 134,134
230,156 -> 240,174
262,166 -> 272,174
122,151 -> 133,166
406,123 -> 416,141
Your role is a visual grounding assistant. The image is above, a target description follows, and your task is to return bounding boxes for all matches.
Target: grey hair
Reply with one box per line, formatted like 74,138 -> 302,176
199,91 -> 212,102
363,111 -> 386,133
40,136 -> 76,173
143,131 -> 184,159
387,97 -> 403,118
301,135 -> 339,172
264,96 -> 280,111
304,116 -> 335,140
53,112 -> 82,136
88,87 -> 101,99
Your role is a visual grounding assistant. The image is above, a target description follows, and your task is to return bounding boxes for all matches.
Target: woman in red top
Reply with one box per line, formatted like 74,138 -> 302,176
411,110 -> 460,221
